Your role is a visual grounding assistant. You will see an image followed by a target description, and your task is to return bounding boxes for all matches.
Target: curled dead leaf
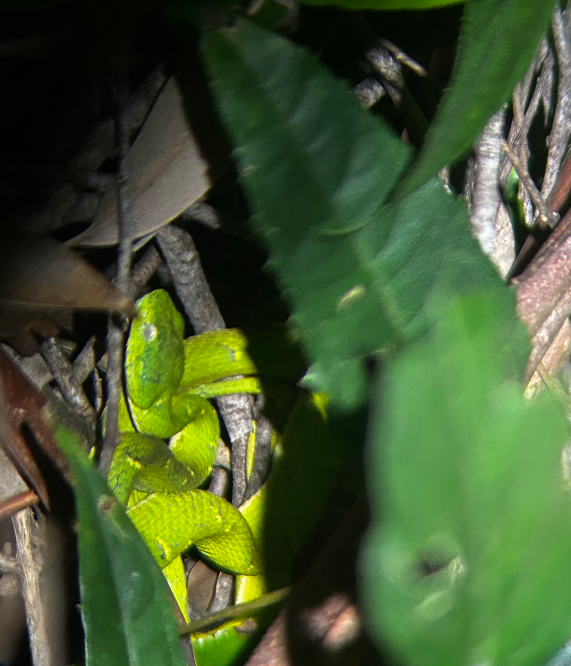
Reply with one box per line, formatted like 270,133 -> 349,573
69,77 -> 211,247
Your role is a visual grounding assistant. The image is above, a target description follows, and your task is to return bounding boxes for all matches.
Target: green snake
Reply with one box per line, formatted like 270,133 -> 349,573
108,289 -> 267,620
107,288 -> 337,658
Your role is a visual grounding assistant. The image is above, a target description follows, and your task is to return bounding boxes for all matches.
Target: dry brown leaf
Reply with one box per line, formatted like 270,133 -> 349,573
0,351 -> 50,507
0,346 -> 92,510
69,77 -> 211,247
0,236 -> 131,339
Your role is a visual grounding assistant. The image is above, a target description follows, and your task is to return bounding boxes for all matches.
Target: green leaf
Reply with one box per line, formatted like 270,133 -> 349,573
399,0 -> 555,196
56,427 -> 186,666
361,292 -> 571,666
203,21 -> 523,408
299,0 -> 463,9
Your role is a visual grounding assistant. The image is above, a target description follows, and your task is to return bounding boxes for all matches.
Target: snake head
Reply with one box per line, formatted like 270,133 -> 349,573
125,290 -> 185,410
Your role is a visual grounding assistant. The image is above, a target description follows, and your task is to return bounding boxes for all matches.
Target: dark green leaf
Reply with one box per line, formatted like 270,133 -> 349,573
361,292 -> 571,666
56,427 -> 186,666
399,0 -> 555,196
203,21 -> 523,408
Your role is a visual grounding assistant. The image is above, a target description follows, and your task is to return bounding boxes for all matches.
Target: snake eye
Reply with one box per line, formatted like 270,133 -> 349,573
143,323 -> 158,342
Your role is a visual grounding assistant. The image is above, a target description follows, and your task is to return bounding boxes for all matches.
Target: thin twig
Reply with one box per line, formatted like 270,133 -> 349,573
181,588 -> 291,636
377,38 -> 427,77
0,490 -> 39,522
547,146 -> 571,212
524,281 -> 571,382
501,139 -> 559,226
490,202 -> 517,279
91,366 -> 104,414
366,46 -> 428,145
542,4 -> 571,200
509,124 -> 571,278
245,406 -> 273,500
114,77 -> 134,293
71,339 -> 103,414
156,225 -> 225,332
99,73 -> 135,477
208,441 -> 231,498
156,225 -> 254,507
515,207 -> 571,337
471,107 -> 506,258
500,47 -> 554,186
512,40 -> 545,126
129,245 -> 163,296
39,338 -> 93,420
12,508 -> 52,666
70,337 -> 96,387
525,319 -> 571,399
216,393 -> 253,507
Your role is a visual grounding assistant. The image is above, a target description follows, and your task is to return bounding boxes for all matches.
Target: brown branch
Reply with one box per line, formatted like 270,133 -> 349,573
471,108 -> 506,258
12,508 -> 52,666
99,73 -> 135,477
500,45 -> 553,186
524,281 -> 571,382
366,45 -> 428,145
525,320 -> 571,398
515,207 -> 571,335
40,338 -> 93,420
129,245 -> 162,296
0,490 -> 39,522
377,38 -> 427,77
501,140 -> 559,227
156,225 -> 254,508
542,4 -> 571,200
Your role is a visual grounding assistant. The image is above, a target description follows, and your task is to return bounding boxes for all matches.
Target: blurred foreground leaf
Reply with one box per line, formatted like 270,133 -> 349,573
204,20 -> 521,409
56,427 -> 186,666
361,292 -> 571,666
399,0 -> 555,196
0,236 -> 131,339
